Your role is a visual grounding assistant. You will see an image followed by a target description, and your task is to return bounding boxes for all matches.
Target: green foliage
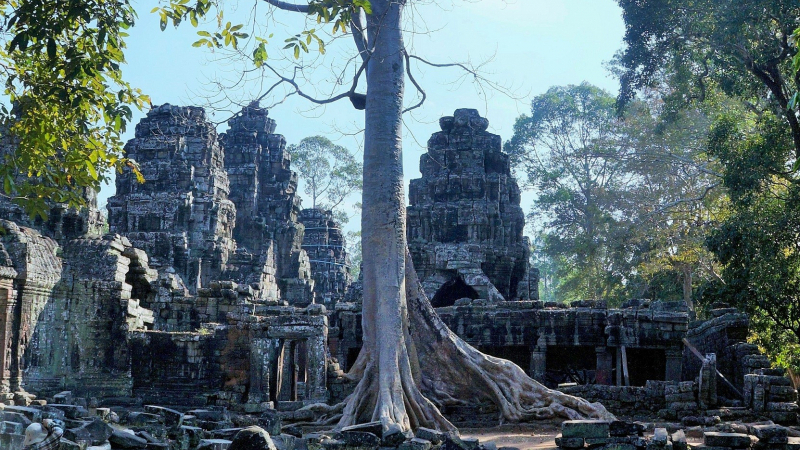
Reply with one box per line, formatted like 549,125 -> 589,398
508,82 -> 726,306
287,135 -> 362,219
616,0 -> 800,154
0,0 -> 148,219
155,0 -> 371,65
506,83 -> 633,302
706,111 -> 800,342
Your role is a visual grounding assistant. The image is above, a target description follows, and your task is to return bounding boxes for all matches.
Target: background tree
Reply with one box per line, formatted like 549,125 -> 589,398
288,135 -> 362,222
507,81 -> 727,309
615,0 -> 800,368
506,83 -> 632,302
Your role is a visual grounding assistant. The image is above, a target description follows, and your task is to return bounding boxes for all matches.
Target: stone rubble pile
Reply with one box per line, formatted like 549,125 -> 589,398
554,420 -> 800,450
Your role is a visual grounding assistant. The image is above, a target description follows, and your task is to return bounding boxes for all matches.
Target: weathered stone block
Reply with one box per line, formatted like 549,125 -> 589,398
339,431 -> 381,450
703,433 -> 753,449
563,421 -> 610,439
229,426 -> 277,450
399,438 -> 434,450
109,428 -> 149,448
556,434 -> 585,449
64,418 -> 113,446
672,431 -> 687,450
609,422 -> 644,437
198,439 -> 233,450
415,428 -> 445,445
751,425 -> 787,441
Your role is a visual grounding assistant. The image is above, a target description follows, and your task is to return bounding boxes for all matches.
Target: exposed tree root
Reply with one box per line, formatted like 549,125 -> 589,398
404,251 -> 616,423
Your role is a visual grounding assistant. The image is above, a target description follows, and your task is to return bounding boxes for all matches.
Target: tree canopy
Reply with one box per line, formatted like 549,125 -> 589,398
288,135 -> 362,220
0,0 -> 148,218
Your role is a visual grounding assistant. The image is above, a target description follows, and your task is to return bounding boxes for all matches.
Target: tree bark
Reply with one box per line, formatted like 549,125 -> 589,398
337,0 -> 453,433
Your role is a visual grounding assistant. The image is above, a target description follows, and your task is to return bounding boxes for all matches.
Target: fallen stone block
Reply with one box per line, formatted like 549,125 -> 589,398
0,411 -> 31,427
273,434 -> 296,450
383,424 -> 410,447
53,392 -> 74,405
751,425 -> 788,442
64,418 -> 114,446
0,420 -> 23,434
609,422 -> 645,437
211,428 -> 245,440
653,429 -> 668,446
555,434 -> 585,449
59,438 -> 82,450
415,427 -> 445,445
48,404 -> 89,420
399,437 -> 433,450
339,430 -> 381,450
787,437 -> 800,450
0,432 -> 24,450
258,410 -> 282,437
563,421 -> 611,439
229,426 -> 277,450
198,439 -> 233,450
144,405 -> 184,428
671,430 -> 687,450
180,425 -> 206,447
703,432 -> 753,449
109,428 -> 149,449
4,405 -> 42,422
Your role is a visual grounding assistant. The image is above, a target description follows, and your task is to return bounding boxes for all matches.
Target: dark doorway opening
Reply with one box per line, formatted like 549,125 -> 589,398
431,276 -> 479,308
626,348 -> 665,386
346,347 -> 361,371
545,345 -> 597,388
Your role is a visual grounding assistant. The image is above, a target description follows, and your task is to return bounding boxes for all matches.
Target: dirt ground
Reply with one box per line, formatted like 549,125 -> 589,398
460,422 -> 562,450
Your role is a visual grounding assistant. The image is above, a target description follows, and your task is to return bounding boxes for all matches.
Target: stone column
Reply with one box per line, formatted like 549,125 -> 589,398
530,346 -> 547,382
595,346 -> 613,385
305,333 -> 328,402
616,347 -> 623,386
665,346 -> 683,382
698,353 -> 718,409
0,281 -> 15,394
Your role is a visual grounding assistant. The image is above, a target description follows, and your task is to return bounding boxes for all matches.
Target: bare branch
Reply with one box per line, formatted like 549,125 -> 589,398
403,51 -> 426,113
261,0 -> 310,13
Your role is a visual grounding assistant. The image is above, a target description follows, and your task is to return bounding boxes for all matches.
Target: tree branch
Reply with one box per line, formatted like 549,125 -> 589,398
261,0 -> 310,13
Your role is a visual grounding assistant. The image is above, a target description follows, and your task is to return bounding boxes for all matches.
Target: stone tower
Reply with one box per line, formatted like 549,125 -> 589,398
107,104 -> 237,292
407,108 -> 538,305
299,208 -> 352,308
220,102 -> 315,306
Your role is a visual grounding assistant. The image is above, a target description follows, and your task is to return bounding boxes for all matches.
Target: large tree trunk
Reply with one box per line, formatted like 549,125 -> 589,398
337,0 -> 453,433
338,0 -> 613,432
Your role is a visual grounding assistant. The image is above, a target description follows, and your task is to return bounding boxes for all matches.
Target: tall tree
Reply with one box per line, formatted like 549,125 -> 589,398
506,83 -> 633,302
172,0 -> 611,430
288,136 -> 362,211
615,0 -> 800,360
507,82 -> 726,308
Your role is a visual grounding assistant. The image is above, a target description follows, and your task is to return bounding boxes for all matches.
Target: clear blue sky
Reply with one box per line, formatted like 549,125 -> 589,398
105,0 -> 626,235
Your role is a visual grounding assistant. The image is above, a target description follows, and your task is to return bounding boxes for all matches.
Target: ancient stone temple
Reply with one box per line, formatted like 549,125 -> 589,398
407,108 -> 538,305
298,208 -> 352,309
